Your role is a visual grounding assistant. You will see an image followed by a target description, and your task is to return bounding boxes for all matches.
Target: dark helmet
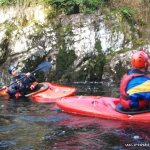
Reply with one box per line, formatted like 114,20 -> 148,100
8,65 -> 16,74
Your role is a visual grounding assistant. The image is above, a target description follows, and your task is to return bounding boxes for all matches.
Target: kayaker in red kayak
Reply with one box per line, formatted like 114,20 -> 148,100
4,65 -> 38,99
120,49 -> 150,110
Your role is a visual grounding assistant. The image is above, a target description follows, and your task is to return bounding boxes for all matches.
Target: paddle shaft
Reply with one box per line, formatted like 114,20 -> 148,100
0,61 -> 52,90
7,65 -> 46,87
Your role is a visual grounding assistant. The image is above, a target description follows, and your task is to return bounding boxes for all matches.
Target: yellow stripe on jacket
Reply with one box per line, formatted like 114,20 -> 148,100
127,80 -> 150,95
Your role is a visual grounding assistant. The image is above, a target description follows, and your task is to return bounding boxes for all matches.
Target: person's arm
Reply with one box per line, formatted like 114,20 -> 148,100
128,94 -> 140,108
129,92 -> 150,109
26,72 -> 36,82
7,82 -> 20,98
7,87 -> 17,96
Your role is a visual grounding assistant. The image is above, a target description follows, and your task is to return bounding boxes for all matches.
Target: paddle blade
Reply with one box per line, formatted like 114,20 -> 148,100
32,61 -> 52,73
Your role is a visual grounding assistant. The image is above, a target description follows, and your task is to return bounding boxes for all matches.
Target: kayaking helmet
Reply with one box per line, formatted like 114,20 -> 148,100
131,50 -> 149,70
8,65 -> 16,74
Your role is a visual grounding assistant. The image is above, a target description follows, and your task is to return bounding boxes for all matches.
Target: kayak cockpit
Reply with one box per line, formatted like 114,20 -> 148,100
116,104 -> 150,115
25,83 -> 49,97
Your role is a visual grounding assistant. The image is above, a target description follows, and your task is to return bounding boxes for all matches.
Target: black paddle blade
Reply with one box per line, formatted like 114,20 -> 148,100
33,61 -> 52,73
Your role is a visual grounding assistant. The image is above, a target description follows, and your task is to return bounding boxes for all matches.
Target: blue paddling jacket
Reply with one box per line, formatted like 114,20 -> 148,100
120,68 -> 150,109
7,73 -> 36,97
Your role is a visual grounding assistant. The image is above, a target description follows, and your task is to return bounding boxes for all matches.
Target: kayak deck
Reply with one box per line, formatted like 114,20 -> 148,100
57,96 -> 150,123
25,83 -> 49,97
28,82 -> 77,103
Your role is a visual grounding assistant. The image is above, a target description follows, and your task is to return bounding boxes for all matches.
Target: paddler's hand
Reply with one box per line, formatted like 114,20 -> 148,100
2,86 -> 10,92
2,86 -> 7,89
26,72 -> 31,77
30,84 -> 36,90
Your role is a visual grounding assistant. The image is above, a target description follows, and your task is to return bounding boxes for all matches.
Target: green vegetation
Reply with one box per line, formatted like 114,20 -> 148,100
106,48 -> 130,65
0,0 -> 41,5
107,48 -> 130,56
44,0 -> 107,14
0,0 -> 14,5
0,0 -> 107,14
114,60 -> 127,82
133,38 -> 146,48
55,24 -> 76,82
0,0 -> 148,26
56,48 -> 76,81
45,7 -> 57,20
119,6 -> 136,22
5,22 -> 17,37
0,39 -> 9,64
92,40 -> 106,81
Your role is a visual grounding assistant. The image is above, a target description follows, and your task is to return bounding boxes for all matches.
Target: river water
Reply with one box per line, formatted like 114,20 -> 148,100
0,83 -> 150,150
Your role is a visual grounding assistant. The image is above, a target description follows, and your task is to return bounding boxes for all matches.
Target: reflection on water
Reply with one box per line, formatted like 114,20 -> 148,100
68,81 -> 119,97
0,83 -> 150,150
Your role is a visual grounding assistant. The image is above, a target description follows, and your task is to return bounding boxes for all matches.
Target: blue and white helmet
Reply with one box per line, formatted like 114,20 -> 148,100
8,65 -> 16,74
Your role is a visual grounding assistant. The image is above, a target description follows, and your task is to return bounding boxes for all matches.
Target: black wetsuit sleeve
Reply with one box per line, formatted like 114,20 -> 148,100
7,80 -> 19,97
28,74 -> 36,82
20,73 -> 36,82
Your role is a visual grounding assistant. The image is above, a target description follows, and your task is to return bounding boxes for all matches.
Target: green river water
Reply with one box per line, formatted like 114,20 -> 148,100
0,83 -> 150,150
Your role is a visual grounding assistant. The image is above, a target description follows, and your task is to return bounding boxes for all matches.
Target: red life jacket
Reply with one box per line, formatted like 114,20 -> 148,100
120,73 -> 150,109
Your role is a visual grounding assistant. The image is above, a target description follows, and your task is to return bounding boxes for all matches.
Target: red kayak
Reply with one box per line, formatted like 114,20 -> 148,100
57,96 -> 150,123
26,82 -> 76,103
0,88 -> 10,100
0,82 -> 76,103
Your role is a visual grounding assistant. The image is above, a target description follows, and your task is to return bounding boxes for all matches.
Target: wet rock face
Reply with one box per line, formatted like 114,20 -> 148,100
108,51 -> 132,82
0,22 -> 56,84
105,47 -> 150,83
0,5 -> 149,84
0,27 -> 9,64
0,39 -> 9,64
